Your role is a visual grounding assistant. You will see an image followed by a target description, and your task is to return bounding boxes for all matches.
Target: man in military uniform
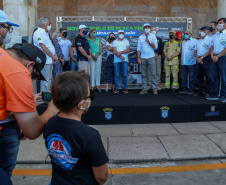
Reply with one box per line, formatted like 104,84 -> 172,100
163,30 -> 181,92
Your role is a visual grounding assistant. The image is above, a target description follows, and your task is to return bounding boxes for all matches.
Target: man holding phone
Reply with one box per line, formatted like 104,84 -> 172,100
0,43 -> 58,177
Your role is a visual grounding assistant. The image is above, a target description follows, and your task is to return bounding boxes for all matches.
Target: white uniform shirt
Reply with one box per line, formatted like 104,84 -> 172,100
196,36 -> 212,57
58,39 -> 72,61
106,42 -> 114,56
181,38 -> 197,65
113,38 -> 130,63
33,27 -> 56,64
212,29 -> 226,55
137,33 -> 158,59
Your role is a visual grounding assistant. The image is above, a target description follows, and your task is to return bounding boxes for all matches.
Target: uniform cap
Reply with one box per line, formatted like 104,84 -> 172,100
170,30 -> 176,34
176,31 -> 182,39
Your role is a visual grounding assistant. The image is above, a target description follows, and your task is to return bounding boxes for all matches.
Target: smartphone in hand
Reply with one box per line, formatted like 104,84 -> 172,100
42,91 -> 52,103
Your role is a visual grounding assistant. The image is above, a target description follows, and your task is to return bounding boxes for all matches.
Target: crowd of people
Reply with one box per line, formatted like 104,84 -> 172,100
1,8 -> 226,184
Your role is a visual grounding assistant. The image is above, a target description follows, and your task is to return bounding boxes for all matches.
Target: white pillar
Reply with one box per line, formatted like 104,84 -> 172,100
218,0 -> 226,19
3,0 -> 37,47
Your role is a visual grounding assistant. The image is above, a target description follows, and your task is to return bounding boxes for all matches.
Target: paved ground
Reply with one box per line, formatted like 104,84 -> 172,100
17,121 -> 226,163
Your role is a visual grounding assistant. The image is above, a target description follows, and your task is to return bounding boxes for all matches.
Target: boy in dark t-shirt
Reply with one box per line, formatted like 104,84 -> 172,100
43,71 -> 109,185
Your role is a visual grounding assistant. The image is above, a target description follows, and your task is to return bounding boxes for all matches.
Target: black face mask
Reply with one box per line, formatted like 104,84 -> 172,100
62,32 -> 67,37
83,30 -> 88,35
110,37 -> 115,41
209,27 -> 214,32
169,35 -> 175,39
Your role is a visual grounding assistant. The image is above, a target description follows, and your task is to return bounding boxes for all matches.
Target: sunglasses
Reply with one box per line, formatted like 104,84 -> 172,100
0,24 -> 13,33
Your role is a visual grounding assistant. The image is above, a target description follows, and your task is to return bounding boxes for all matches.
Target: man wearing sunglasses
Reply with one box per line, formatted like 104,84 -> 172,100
0,9 -> 19,46
44,71 -> 108,185
0,43 -> 58,177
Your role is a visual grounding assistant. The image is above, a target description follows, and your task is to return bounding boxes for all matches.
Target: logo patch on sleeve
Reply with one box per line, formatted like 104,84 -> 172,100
37,38 -> 41,41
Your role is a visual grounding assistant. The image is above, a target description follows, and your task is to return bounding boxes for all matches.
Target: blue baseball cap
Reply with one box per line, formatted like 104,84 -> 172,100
143,23 -> 150,28
0,10 -> 19,27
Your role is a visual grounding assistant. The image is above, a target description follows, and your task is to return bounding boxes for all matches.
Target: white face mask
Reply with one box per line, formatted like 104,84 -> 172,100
47,25 -> 51,31
145,28 -> 150,34
217,24 -> 224,31
57,37 -> 61,42
1,28 -> 12,44
151,31 -> 156,35
119,34 -> 124,39
200,32 -> 206,37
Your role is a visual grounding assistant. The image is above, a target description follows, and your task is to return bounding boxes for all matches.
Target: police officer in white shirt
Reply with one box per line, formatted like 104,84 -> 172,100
179,29 -> 197,95
33,17 -> 58,92
59,28 -> 72,71
194,26 -> 212,98
208,18 -> 226,102
137,23 -> 158,95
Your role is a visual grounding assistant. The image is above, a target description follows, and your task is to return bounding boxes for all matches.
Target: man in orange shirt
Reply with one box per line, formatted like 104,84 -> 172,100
0,42 -> 58,177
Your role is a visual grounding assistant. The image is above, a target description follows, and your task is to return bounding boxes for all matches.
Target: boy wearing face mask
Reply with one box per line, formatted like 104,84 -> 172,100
208,18 -> 226,103
137,23 -> 158,95
43,71 -> 109,185
58,28 -> 72,71
113,30 -> 130,93
163,30 -> 181,92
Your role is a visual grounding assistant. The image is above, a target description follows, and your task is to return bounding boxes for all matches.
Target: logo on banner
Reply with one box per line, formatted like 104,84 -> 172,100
205,106 -> 220,117
46,134 -> 79,170
103,108 -> 113,120
160,106 -> 170,118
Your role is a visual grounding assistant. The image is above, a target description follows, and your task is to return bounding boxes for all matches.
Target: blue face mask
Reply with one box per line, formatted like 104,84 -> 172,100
184,35 -> 190,40
83,30 -> 88,35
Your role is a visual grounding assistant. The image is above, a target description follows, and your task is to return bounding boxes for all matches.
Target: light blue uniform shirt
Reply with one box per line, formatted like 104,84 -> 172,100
137,33 -> 158,59
113,38 -> 130,63
196,36 -> 212,57
212,29 -> 226,55
181,38 -> 197,65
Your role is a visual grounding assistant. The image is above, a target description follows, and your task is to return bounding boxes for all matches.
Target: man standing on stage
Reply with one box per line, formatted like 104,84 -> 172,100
163,30 -> 181,92
179,29 -> 197,95
137,23 -> 158,95
113,30 -> 130,93
208,18 -> 226,102
194,26 -> 212,98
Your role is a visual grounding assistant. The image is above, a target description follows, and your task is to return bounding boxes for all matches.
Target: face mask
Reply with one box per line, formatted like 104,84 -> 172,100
78,100 -> 91,114
62,32 -> 67,38
145,28 -> 150,34
217,24 -> 224,31
93,32 -> 97,37
169,35 -> 175,39
184,35 -> 190,40
110,37 -> 115,41
209,27 -> 214,32
2,29 -> 12,44
83,30 -> 88,35
57,37 -> 61,42
119,34 -> 124,39
46,25 -> 51,31
200,32 -> 206,37
151,31 -> 156,35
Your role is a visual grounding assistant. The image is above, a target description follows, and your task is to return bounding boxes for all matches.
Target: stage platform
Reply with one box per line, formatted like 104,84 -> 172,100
37,90 -> 226,125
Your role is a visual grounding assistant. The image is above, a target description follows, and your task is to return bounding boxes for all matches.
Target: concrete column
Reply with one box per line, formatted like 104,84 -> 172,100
218,0 -> 226,19
3,0 -> 37,47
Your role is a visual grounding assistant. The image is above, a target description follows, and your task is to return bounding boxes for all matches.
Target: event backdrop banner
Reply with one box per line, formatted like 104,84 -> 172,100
62,21 -> 187,85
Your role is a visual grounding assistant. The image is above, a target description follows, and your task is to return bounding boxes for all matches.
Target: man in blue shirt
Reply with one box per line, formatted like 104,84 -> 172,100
113,30 -> 130,93
137,23 -> 158,95
179,29 -> 197,95
208,18 -> 226,102
194,26 -> 212,98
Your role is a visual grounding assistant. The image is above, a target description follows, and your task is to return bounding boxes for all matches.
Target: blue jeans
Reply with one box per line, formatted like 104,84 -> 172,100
0,121 -> 20,177
210,56 -> 226,97
114,62 -> 128,90
182,64 -> 196,92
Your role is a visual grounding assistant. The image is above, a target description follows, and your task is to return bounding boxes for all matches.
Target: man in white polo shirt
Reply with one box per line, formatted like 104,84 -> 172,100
33,17 -> 58,92
137,23 -> 158,95
113,30 -> 130,93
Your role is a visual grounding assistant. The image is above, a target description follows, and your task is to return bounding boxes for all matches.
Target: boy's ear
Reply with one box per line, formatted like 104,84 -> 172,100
78,100 -> 85,110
